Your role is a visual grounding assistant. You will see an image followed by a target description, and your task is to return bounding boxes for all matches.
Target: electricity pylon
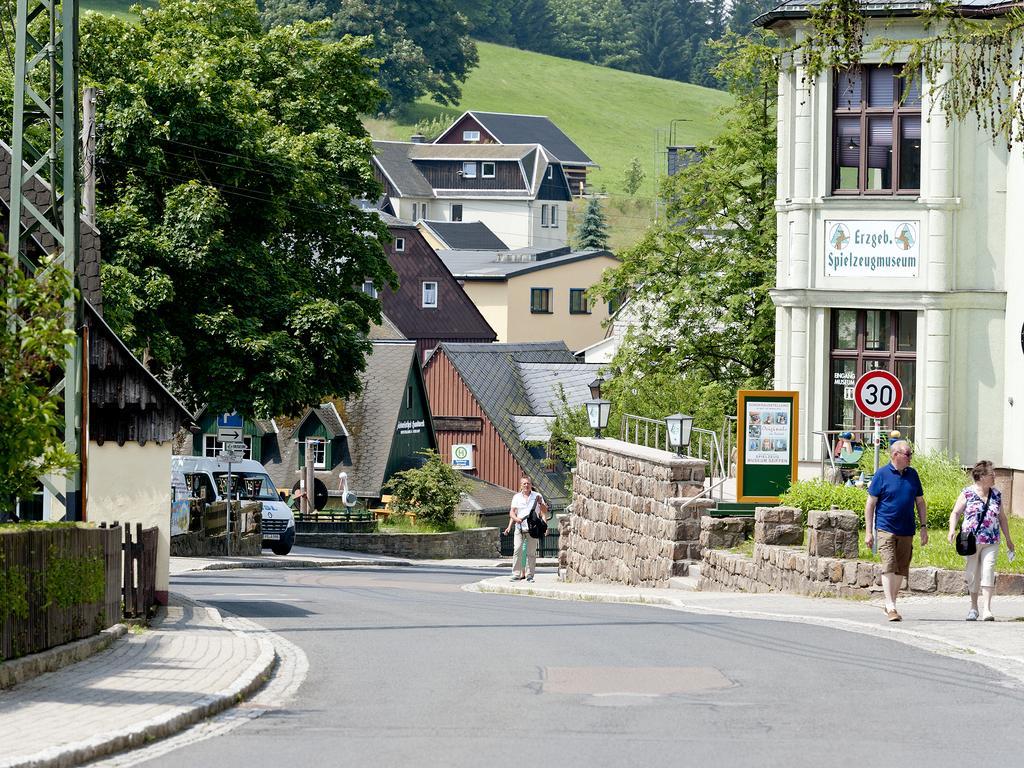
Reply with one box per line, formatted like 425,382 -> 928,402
8,0 -> 82,518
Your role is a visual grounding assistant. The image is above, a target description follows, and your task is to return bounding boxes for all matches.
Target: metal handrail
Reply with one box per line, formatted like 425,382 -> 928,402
681,476 -> 730,509
620,413 -> 728,500
813,426 -> 917,479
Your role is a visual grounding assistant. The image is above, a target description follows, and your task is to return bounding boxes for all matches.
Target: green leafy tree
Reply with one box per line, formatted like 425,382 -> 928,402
575,197 -> 610,250
621,156 -> 646,197
547,0 -> 639,70
596,32 -> 778,389
261,0 -> 478,112
74,0 -> 397,416
383,450 -> 471,529
0,254 -> 78,515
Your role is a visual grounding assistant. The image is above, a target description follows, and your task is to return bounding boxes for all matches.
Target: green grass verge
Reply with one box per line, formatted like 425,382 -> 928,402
366,40 -> 731,199
379,513 -> 483,534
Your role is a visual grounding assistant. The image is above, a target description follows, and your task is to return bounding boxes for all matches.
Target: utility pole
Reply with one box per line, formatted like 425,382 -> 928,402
82,86 -> 96,227
9,0 -> 83,519
303,439 -> 316,515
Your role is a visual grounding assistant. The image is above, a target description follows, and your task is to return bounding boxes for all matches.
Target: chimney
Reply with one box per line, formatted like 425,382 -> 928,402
410,133 -> 426,144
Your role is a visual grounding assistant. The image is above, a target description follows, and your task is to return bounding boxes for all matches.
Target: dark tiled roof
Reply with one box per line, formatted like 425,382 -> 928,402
421,221 -> 507,250
0,140 -> 103,312
369,313 -> 407,340
755,0 -> 1016,25
409,143 -> 539,161
437,342 -> 582,507
294,403 -> 348,439
372,141 -> 434,197
459,476 -> 515,514
460,112 -> 595,167
340,341 -> 422,497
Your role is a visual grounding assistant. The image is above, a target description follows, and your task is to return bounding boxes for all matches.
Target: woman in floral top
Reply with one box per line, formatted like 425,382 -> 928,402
947,460 -> 1016,621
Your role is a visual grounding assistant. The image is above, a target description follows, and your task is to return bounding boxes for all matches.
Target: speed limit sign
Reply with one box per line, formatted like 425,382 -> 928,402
853,370 -> 903,419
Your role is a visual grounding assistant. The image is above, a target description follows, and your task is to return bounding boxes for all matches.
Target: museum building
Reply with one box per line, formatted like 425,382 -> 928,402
756,1 -> 1024,496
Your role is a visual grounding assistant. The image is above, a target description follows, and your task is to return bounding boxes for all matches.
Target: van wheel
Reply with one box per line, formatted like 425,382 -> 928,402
271,541 -> 292,556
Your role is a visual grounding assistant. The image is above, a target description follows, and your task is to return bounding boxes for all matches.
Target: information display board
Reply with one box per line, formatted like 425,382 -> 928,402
736,390 -> 799,503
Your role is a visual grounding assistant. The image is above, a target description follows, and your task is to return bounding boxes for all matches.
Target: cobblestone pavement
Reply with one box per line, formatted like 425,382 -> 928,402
0,597 -> 276,768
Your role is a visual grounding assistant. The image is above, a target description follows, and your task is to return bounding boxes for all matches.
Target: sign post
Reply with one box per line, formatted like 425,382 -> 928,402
736,390 -> 800,503
852,370 -> 903,473
216,412 -> 244,557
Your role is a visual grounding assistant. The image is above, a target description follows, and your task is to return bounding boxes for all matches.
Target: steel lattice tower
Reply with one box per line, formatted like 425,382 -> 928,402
8,0 -> 82,518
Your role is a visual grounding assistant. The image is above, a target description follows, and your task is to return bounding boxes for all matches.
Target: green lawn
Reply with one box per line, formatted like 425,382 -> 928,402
365,40 -> 732,199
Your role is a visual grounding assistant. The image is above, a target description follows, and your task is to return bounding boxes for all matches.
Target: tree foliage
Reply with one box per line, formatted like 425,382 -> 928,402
596,33 -> 778,390
621,156 -> 646,197
382,450 -> 471,529
75,0 -> 397,417
261,0 -> 478,112
575,198 -> 610,250
0,254 -> 78,515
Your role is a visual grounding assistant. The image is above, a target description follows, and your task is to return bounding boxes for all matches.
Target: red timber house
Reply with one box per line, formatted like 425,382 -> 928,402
371,212 -> 496,364
433,111 -> 596,198
423,342 -> 600,512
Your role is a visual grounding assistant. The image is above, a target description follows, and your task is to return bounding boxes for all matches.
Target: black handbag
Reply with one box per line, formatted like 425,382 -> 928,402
526,496 -> 548,540
955,491 -> 990,557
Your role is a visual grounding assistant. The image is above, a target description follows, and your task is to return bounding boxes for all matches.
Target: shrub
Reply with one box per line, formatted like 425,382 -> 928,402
782,448 -> 968,530
382,450 -> 471,529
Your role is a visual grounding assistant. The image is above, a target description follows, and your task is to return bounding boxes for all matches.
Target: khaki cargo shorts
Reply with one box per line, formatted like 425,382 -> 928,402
877,530 -> 914,577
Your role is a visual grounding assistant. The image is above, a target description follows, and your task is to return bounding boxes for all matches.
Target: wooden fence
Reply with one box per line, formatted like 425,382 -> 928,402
0,525 -> 122,661
119,523 -> 158,620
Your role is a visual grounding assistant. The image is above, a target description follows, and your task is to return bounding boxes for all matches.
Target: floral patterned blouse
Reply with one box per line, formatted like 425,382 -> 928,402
961,486 -> 1002,545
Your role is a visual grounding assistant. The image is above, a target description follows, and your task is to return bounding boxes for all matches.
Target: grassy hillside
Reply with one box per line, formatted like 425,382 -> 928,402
367,41 -> 731,200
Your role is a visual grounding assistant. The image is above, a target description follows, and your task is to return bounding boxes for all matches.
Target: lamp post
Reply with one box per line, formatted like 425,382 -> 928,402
665,413 -> 694,456
585,398 -> 611,439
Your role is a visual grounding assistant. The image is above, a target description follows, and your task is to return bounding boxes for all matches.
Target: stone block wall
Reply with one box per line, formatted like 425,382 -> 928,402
699,516 -> 754,553
754,506 -> 804,546
561,438 -> 711,587
295,527 -> 499,559
807,509 -> 859,558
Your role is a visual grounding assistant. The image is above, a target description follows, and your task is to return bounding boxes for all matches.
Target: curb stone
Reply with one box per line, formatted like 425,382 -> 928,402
0,624 -> 128,690
0,595 -> 278,768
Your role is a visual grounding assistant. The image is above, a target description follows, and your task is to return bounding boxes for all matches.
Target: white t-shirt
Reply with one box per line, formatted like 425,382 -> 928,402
511,490 -> 542,532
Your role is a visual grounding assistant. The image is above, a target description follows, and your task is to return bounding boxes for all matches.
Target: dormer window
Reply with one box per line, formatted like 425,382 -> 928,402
482,162 -> 495,178
362,280 -> 377,298
547,166 -> 554,180
395,237 -> 405,252
463,130 -> 480,142
462,162 -> 477,178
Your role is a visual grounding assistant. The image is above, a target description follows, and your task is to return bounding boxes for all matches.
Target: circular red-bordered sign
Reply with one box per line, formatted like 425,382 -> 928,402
853,370 -> 903,420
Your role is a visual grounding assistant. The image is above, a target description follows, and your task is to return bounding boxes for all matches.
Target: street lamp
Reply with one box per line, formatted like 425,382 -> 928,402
665,413 -> 694,456
588,375 -> 605,400
585,398 -> 611,439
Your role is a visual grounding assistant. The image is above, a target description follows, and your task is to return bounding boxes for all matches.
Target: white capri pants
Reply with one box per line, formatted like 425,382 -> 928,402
965,543 -> 998,592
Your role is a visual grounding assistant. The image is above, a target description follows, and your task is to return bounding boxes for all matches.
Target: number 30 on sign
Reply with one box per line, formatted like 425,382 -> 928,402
853,370 -> 903,420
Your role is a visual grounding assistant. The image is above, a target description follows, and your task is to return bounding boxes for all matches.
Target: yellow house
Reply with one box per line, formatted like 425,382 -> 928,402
433,240 -> 618,353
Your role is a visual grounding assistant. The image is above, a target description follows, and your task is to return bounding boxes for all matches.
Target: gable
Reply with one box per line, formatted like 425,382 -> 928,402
434,113 -> 497,145
469,112 -> 594,166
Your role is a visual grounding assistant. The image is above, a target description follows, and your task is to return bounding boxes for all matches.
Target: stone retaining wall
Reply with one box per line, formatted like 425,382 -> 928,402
561,438 -> 712,587
700,516 -> 754,552
295,527 -> 499,559
700,543 -> 1024,597
170,531 -> 262,557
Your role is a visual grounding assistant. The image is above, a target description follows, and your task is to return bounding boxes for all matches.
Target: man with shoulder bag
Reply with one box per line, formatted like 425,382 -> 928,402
505,476 -> 548,582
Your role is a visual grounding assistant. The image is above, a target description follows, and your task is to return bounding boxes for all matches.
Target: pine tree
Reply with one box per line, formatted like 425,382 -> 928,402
576,198 -> 611,250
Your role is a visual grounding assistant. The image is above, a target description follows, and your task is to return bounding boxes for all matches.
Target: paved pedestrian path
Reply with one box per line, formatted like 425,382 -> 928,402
470,574 -> 1024,686
0,597 -> 275,768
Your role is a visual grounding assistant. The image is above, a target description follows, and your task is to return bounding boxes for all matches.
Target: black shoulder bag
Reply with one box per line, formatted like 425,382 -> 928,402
526,495 -> 548,540
955,491 -> 990,557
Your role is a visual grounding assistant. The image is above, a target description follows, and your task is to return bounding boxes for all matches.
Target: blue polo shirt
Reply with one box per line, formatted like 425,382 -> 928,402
868,463 -> 924,536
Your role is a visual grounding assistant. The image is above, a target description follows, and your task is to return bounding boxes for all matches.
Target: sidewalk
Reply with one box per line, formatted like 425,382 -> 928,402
470,573 -> 1024,686
0,596 -> 275,768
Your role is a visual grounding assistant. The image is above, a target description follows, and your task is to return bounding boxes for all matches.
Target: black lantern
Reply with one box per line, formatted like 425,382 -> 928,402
588,375 -> 605,400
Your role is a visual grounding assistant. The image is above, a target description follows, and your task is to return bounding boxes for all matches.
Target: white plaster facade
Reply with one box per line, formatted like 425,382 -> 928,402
768,17 -> 1022,470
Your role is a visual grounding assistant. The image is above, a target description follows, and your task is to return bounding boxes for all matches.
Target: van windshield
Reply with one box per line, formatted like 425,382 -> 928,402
213,472 -> 281,502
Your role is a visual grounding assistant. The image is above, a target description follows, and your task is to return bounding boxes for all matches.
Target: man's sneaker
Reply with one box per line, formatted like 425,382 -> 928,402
966,608 -> 979,621
510,575 -> 524,582
886,609 -> 902,622
526,575 -> 534,582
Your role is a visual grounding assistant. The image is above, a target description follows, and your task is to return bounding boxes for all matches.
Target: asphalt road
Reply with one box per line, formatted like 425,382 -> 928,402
148,565 -> 1024,768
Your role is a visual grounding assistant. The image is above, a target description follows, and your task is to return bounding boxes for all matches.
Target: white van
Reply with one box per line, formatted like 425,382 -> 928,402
171,456 -> 296,555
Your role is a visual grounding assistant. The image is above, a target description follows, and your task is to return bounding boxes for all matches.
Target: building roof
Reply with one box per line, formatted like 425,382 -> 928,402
408,143 -> 539,161
518,361 -> 603,417
369,313 -> 407,340
340,340 -> 425,498
419,220 -> 508,250
437,247 -> 616,280
459,475 -> 515,515
372,141 -> 434,197
755,0 -> 1017,25
434,342 -> 588,507
438,111 -> 596,167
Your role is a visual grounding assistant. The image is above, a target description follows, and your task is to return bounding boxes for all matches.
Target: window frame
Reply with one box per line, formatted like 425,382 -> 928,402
394,237 -> 405,252
463,130 -> 480,142
550,205 -> 558,227
541,204 -> 549,228
451,204 -> 463,222
300,438 -> 327,470
204,434 -> 252,460
569,288 -> 589,315
422,281 -> 438,309
462,161 -> 477,178
530,287 -> 552,314
362,280 -> 377,299
481,161 -> 495,178
831,64 -> 922,196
